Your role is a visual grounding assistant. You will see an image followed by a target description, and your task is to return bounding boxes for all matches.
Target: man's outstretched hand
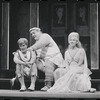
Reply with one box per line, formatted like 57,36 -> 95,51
27,47 -> 33,51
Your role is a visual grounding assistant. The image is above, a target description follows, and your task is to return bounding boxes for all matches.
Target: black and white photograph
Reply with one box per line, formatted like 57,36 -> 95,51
0,0 -> 100,100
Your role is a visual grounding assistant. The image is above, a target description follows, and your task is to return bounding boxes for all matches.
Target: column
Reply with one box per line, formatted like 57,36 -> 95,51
1,3 -> 9,70
30,3 -> 39,46
90,3 -> 99,69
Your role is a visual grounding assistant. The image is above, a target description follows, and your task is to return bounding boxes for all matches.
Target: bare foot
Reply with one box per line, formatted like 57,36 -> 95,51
20,85 -> 26,92
41,86 -> 51,91
89,88 -> 96,93
28,85 -> 35,91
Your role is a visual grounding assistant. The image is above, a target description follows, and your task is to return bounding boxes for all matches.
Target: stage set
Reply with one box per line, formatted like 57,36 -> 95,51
0,76 -> 100,100
0,0 -> 100,100
0,89 -> 100,100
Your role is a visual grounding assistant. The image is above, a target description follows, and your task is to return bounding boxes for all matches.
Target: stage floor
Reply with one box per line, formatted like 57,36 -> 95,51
0,89 -> 100,99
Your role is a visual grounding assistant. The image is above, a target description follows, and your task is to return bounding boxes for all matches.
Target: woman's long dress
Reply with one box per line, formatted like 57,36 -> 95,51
47,48 -> 92,93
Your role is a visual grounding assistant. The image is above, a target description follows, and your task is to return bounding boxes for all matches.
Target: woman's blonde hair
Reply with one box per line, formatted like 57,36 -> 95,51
68,32 -> 83,49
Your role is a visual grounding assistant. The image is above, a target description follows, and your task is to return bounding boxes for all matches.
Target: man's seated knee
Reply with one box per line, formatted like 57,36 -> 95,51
36,58 -> 45,72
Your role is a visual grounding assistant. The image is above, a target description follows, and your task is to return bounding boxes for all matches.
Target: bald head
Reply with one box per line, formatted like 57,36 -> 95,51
29,27 -> 41,33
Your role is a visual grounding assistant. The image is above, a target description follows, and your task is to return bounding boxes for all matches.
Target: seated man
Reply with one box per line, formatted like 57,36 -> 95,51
13,38 -> 37,91
28,27 -> 65,91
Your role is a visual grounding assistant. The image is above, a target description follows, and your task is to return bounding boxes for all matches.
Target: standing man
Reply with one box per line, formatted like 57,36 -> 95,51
28,27 -> 65,91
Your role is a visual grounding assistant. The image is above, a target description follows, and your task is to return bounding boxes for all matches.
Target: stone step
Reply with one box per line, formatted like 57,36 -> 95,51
0,70 -> 100,91
0,78 -> 45,90
0,69 -> 45,90
0,78 -> 100,91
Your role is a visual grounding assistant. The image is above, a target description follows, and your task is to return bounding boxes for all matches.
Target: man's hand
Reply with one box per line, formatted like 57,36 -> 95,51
27,47 -> 33,51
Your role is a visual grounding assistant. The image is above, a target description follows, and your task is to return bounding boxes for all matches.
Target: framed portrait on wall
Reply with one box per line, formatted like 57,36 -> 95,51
76,3 -> 89,26
52,4 -> 66,28
51,3 -> 67,36
76,3 -> 89,36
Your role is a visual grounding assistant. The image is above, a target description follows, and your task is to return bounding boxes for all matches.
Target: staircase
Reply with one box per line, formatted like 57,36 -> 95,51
0,69 -> 100,90
90,69 -> 100,91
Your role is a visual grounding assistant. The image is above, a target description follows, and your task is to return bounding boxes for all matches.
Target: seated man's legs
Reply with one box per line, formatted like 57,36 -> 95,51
36,58 -> 56,91
36,58 -> 45,72
16,64 -> 26,91
41,60 -> 56,91
28,63 -> 37,91
54,68 -> 68,81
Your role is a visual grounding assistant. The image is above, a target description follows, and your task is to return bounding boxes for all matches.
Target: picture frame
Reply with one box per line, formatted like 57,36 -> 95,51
52,4 -> 66,28
76,3 -> 89,26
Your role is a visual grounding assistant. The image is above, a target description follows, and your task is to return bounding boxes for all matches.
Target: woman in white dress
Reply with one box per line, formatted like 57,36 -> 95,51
47,32 -> 96,93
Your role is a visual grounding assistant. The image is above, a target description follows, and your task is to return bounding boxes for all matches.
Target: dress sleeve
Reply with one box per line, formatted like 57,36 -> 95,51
13,51 -> 25,65
83,49 -> 92,76
13,52 -> 21,64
